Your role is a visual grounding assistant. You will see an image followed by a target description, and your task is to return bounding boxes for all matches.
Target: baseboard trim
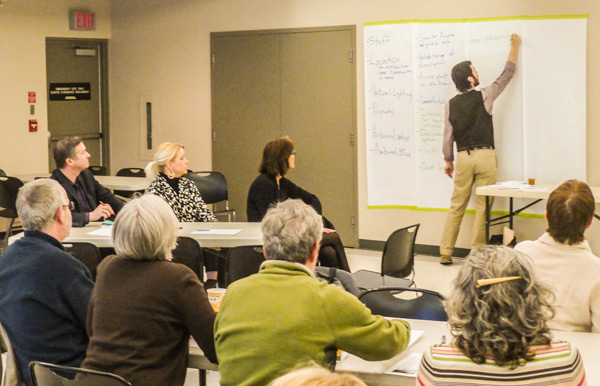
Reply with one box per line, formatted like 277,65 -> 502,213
357,239 -> 470,258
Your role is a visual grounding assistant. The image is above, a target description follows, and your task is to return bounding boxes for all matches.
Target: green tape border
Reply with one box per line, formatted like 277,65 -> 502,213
366,205 -> 544,219
364,14 -> 588,26
364,12 -> 583,221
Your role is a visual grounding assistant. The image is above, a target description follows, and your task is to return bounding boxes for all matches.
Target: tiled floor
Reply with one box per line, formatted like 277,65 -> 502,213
185,249 -> 464,386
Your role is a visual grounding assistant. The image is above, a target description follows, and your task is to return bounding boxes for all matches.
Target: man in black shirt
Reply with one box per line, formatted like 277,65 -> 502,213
51,136 -> 124,227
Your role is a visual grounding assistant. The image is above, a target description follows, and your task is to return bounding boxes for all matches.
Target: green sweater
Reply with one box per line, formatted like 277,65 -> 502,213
214,261 -> 411,386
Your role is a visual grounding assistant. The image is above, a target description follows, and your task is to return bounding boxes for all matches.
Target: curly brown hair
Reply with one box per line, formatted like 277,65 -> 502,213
446,245 -> 555,369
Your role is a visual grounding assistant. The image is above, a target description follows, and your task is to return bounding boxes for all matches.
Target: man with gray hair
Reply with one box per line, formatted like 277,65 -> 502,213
0,179 -> 94,386
214,199 -> 411,386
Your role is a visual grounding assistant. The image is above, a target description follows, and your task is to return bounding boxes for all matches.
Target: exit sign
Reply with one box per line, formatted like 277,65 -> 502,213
69,11 -> 95,30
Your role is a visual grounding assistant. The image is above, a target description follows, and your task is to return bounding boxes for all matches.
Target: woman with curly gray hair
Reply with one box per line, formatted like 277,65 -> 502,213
417,245 -> 586,385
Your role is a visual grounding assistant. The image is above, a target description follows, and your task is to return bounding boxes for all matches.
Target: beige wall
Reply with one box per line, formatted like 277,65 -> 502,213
4,0 -> 600,252
0,0 -> 111,175
109,0 -> 600,252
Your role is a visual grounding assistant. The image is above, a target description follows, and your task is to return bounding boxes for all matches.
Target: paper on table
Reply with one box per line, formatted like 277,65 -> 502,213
190,229 -> 241,236
487,181 -> 528,189
86,227 -> 113,237
519,186 -> 548,192
407,330 -> 424,347
381,330 -> 424,376
337,330 -> 424,365
384,352 -> 422,377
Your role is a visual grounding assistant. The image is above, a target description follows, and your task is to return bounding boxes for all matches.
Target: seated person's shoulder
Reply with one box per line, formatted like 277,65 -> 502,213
250,173 -> 276,189
514,239 -> 536,252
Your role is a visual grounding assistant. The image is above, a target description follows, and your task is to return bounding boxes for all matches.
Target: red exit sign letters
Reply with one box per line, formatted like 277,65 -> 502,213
69,11 -> 95,30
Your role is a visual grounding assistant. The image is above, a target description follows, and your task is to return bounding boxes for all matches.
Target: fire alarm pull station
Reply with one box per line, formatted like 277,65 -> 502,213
29,120 -> 38,132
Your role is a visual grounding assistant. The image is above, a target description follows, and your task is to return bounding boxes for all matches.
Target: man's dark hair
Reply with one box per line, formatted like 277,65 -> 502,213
258,137 -> 295,177
451,60 -> 474,93
53,136 -> 82,169
546,179 -> 595,245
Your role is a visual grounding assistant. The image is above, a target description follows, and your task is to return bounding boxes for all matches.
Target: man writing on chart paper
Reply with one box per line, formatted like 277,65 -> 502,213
439,34 -> 521,265
51,136 -> 124,227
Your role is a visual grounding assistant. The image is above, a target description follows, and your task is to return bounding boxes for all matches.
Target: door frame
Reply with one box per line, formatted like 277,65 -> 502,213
45,37 -> 111,171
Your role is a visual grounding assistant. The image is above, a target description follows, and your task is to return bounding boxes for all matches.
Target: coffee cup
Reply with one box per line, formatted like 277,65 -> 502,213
207,288 -> 226,312
528,178 -> 535,185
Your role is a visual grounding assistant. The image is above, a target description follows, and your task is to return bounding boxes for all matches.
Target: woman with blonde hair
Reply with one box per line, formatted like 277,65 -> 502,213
145,142 -> 220,286
269,366 -> 366,386
417,245 -> 586,385
145,142 -> 216,222
82,195 -> 217,386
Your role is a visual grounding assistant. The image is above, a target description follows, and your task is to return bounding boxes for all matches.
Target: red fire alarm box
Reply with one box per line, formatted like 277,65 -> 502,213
29,120 -> 38,132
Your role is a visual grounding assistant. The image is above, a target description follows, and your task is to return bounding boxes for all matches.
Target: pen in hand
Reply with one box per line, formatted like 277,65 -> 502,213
100,201 -> 115,216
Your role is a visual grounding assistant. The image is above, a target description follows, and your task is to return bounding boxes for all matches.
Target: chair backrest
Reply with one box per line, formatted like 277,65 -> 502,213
381,224 -> 419,278
29,361 -> 132,386
114,168 -> 146,198
171,236 -> 204,282
224,246 -> 265,287
358,287 -> 447,321
115,168 -> 146,178
1,322 -> 26,386
0,176 -> 24,216
87,166 -> 107,176
185,171 -> 228,204
63,242 -> 102,280
315,267 -> 362,296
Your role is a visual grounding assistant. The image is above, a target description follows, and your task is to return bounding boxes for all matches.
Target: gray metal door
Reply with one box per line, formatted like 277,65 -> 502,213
211,33 -> 281,227
280,29 -> 357,247
46,39 -> 108,171
211,27 -> 358,246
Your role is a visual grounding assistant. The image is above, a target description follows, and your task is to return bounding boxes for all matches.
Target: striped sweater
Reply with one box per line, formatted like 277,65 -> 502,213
417,342 -> 586,385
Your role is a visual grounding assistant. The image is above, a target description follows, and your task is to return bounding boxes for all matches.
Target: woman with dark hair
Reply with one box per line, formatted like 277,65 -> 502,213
417,245 -> 586,385
247,137 -> 350,271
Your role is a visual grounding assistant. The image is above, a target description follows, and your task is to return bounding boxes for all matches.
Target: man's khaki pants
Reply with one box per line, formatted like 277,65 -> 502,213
440,149 -> 497,257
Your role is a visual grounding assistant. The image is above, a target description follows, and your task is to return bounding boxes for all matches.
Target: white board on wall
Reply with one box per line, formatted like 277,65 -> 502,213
364,16 -> 587,209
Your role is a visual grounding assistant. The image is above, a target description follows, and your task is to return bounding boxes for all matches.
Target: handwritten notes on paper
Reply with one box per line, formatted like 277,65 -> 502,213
365,23 -> 462,207
365,17 -> 586,208
365,24 -> 416,206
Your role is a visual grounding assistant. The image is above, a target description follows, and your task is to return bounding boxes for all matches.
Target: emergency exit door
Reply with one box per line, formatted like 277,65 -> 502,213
46,39 -> 109,171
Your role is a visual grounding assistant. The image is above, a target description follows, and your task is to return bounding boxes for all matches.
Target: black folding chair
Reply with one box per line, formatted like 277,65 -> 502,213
353,224 -> 419,289
29,361 -> 132,386
88,166 -> 108,176
114,168 -> 146,198
185,171 -> 235,221
223,246 -> 265,287
63,242 -> 102,280
358,286 -> 447,321
171,236 -> 204,283
0,176 -> 24,249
